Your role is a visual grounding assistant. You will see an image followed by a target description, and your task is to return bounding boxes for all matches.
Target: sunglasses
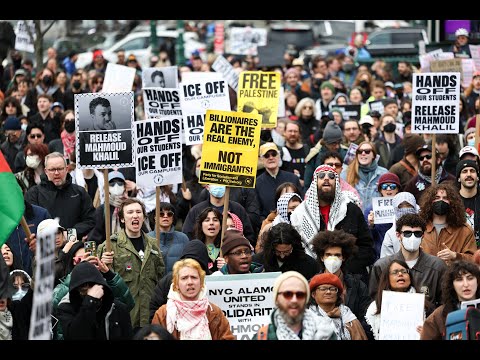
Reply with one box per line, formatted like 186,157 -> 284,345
381,183 -> 398,191
418,154 -> 432,161
109,180 -> 124,186
29,133 -> 43,139
357,148 -> 372,155
401,230 -> 423,238
318,171 -> 336,180
263,151 -> 278,158
325,162 -> 342,169
159,211 -> 174,218
277,291 -> 307,300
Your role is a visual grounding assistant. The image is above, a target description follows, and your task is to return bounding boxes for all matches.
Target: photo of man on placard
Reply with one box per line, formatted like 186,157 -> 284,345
87,97 -> 116,130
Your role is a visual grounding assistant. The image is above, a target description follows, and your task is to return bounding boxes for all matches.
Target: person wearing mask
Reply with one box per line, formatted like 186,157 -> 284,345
24,67 -> 64,117
14,123 -> 46,173
63,70 -> 87,111
48,110 -> 75,159
375,113 -> 402,169
14,143 -> 48,194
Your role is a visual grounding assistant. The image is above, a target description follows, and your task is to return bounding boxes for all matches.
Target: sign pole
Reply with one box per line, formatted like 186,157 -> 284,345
104,169 -> 111,252
431,134 -> 437,186
155,186 -> 160,245
475,114 -> 480,151
219,186 -> 230,257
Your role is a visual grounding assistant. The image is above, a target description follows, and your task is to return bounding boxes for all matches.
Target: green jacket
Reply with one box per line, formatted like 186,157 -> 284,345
98,229 -> 165,328
52,270 -> 135,340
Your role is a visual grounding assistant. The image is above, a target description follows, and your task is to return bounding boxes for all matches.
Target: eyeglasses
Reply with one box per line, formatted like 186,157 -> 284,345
381,183 -> 398,191
29,134 -> 43,139
318,171 -> 336,180
418,154 -> 432,161
159,211 -> 174,218
357,148 -> 372,155
228,249 -> 253,257
278,291 -> 307,300
316,286 -> 338,293
46,167 -> 66,173
401,230 -> 423,238
325,162 -> 342,169
263,151 -> 278,158
390,269 -> 409,276
275,248 -> 293,256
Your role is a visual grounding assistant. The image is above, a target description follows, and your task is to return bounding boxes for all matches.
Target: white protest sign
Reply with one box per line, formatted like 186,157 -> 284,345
15,20 -> 35,53
369,100 -> 384,115
143,88 -> 182,119
419,49 -> 453,73
462,58 -> 476,88
142,66 -> 178,89
372,197 -> 395,224
411,72 -> 460,134
180,73 -> 230,145
135,118 -> 182,188
379,290 -> 425,340
102,63 -> 136,93
277,86 -> 285,118
75,92 -> 135,169
229,27 -> 267,55
212,55 -> 239,93
29,218 -> 57,340
206,272 -> 280,340
469,44 -> 480,71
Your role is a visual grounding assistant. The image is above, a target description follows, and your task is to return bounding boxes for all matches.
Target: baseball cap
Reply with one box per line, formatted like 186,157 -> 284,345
459,145 -> 479,159
384,81 -> 394,88
415,144 -> 435,157
108,171 -> 125,183
50,102 -> 64,111
37,218 -> 65,237
259,142 -> 279,156
359,115 -> 374,126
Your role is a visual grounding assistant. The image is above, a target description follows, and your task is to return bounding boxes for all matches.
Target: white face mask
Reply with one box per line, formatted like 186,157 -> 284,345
402,236 -> 422,252
323,256 -> 342,273
25,155 -> 41,169
109,184 -> 125,196
21,123 -> 28,131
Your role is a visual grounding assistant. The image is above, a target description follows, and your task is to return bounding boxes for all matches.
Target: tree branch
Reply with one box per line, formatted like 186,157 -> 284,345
41,20 -> 56,37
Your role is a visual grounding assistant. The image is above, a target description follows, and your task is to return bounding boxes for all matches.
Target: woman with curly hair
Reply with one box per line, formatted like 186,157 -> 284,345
419,183 -> 477,263
192,207 -> 224,272
421,260 -> 480,339
14,143 -> 49,193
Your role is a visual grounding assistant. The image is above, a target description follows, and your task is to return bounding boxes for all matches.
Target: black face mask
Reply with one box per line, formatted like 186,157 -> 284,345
42,76 -> 53,86
383,123 -> 396,133
72,81 -> 81,90
362,123 -> 372,135
433,200 -> 450,215
64,121 -> 75,133
359,80 -> 369,88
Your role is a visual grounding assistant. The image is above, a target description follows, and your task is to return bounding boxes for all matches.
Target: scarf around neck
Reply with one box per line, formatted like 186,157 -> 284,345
417,165 -> 443,185
0,309 -> 13,340
61,130 -> 76,157
273,308 -> 335,340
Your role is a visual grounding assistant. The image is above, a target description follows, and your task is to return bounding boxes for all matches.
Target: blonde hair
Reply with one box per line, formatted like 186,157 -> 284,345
346,141 -> 377,186
172,258 -> 206,292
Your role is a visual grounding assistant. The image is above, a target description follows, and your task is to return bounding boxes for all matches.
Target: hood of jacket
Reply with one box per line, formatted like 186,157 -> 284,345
180,239 -> 212,275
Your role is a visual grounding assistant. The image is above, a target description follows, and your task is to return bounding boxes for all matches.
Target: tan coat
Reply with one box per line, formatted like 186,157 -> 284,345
421,305 -> 446,340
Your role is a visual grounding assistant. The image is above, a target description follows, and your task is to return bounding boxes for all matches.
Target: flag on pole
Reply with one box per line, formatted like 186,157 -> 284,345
0,151 -> 24,247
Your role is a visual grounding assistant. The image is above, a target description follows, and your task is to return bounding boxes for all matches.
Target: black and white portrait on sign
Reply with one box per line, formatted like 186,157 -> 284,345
75,92 -> 134,169
142,66 -> 178,88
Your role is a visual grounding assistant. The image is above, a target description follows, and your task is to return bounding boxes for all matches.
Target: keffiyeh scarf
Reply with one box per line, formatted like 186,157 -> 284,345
0,310 -> 13,340
274,308 -> 334,340
311,304 -> 356,340
273,192 -> 302,226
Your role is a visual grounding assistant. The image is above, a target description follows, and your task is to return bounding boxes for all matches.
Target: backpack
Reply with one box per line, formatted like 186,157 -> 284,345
445,299 -> 480,340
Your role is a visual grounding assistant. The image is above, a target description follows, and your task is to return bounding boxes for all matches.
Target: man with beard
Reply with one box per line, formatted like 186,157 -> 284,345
253,271 -> 336,340
458,159 -> 480,247
369,213 -> 446,308
404,144 -> 455,202
419,182 -> 477,264
290,164 -> 375,282
281,121 -> 309,189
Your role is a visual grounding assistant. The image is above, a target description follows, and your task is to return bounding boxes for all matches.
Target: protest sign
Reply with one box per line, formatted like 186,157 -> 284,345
142,66 -> 178,88
343,143 -> 359,165
335,105 -> 361,121
143,88 -> 182,119
180,73 -> 230,145
461,58 -> 475,88
75,92 -> 134,169
102,63 -> 136,93
28,219 -> 56,340
15,20 -> 35,53
135,118 -> 182,188
430,58 -> 463,75
469,44 -> 480,71
238,71 -> 281,128
411,72 -> 460,134
369,100 -> 384,115
379,290 -> 425,340
212,55 -> 239,92
200,109 -> 261,188
206,272 -> 280,340
229,27 -> 267,55
372,197 -> 395,224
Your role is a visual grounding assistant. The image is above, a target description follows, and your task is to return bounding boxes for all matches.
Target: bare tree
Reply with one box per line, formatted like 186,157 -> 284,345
24,20 -> 57,70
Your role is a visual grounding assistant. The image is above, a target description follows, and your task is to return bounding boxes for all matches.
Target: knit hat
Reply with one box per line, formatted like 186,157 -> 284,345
285,67 -> 300,78
93,49 -> 103,60
459,145 -> 479,159
273,271 -> 310,303
402,134 -> 426,156
320,81 -> 335,93
464,127 -> 476,140
377,172 -> 401,192
322,121 -> 343,144
309,273 -> 343,294
3,116 -> 21,131
456,159 -> 479,180
221,229 -> 251,255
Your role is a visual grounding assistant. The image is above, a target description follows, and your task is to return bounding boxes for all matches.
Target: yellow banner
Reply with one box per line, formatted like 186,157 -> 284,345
237,71 -> 281,129
199,109 -> 262,188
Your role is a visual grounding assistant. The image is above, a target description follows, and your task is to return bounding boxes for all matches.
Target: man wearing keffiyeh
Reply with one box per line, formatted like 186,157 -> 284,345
290,165 -> 375,282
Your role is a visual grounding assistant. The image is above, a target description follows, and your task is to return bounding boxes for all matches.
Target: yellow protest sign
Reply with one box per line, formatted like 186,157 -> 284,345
237,71 -> 281,129
200,109 -> 262,188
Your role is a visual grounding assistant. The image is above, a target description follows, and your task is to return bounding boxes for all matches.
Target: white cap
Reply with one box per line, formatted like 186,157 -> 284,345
37,218 -> 65,237
359,115 -> 374,126
459,145 -> 479,159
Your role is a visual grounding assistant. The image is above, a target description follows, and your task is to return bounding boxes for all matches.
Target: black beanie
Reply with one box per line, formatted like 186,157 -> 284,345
456,159 -> 479,180
221,229 -> 251,255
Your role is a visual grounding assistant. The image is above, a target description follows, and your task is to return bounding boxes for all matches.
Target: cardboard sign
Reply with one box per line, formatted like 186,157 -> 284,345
135,118 -> 182,188
238,71 -> 281,129
142,66 -> 178,89
372,197 -> 395,224
411,72 -> 460,134
102,63 -> 136,93
379,290 -> 425,340
75,92 -> 135,169
212,55 -> 239,92
206,272 -> 280,340
15,20 -> 35,53
199,109 -> 261,188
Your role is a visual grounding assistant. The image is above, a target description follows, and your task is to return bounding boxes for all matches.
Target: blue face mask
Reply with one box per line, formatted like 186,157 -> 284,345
468,139 -> 476,147
209,184 -> 226,198
12,288 -> 27,301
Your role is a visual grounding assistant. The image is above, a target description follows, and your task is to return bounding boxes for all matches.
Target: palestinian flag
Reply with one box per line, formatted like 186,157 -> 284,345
0,151 -> 24,247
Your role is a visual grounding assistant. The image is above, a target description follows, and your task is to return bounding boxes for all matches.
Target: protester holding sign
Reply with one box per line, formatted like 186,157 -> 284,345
192,207 -> 223,273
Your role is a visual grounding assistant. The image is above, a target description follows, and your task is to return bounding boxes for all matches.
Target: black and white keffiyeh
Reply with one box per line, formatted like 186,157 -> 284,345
272,192 -> 302,226
273,308 -> 335,340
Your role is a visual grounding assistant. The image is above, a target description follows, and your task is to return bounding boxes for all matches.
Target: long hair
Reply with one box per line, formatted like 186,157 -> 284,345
441,260 -> 480,317
274,182 -> 302,206
264,223 -> 304,266
419,183 -> 466,227
310,229 -> 358,271
374,259 -> 417,315
192,207 -> 222,248
172,258 -> 205,293
346,141 -> 377,186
